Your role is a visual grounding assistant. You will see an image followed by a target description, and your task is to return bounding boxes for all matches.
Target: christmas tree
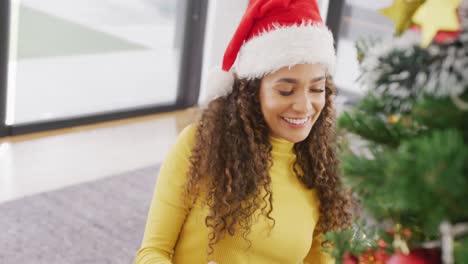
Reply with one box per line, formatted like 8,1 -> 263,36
327,1 -> 468,263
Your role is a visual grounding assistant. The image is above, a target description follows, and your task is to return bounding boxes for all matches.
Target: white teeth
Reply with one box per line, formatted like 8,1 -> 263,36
282,117 -> 309,125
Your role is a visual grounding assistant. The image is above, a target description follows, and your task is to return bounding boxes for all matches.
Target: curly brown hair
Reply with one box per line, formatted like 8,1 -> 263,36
184,76 -> 352,253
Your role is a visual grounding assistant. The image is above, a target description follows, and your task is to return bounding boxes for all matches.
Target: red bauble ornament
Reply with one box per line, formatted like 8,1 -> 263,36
387,248 -> 441,264
433,30 -> 461,43
359,248 -> 390,264
343,252 -> 358,264
410,25 -> 461,44
374,248 -> 391,263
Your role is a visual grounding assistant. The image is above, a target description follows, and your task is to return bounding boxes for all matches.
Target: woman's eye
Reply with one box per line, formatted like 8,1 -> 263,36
279,90 -> 293,96
310,88 -> 325,93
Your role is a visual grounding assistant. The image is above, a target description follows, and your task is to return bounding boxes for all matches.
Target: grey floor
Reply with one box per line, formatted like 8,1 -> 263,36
0,165 -> 159,264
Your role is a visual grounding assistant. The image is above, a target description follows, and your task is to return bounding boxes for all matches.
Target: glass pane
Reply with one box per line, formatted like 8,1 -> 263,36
334,0 -> 395,96
7,0 -> 185,125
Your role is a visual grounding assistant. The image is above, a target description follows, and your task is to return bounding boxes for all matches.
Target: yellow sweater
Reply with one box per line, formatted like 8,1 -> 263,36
134,125 -> 334,264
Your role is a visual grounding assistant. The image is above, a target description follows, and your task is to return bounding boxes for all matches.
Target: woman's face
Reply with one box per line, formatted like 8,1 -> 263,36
259,63 -> 327,143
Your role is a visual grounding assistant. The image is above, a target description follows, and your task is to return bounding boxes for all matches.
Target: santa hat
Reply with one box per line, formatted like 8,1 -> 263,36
205,0 -> 336,101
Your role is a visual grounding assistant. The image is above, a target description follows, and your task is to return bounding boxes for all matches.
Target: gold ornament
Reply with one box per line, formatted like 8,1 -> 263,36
412,0 -> 462,47
387,114 -> 401,124
379,0 -> 425,35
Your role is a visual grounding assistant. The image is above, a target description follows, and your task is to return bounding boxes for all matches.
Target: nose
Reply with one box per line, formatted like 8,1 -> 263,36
291,91 -> 313,113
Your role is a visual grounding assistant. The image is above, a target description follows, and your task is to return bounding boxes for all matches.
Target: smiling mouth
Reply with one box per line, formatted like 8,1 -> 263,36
281,116 -> 310,125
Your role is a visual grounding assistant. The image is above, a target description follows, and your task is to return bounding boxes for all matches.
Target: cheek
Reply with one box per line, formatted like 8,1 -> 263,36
261,93 -> 287,118
262,101 -> 280,120
315,94 -> 326,111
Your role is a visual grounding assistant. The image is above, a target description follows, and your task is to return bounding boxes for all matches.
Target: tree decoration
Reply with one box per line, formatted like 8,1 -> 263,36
412,0 -> 462,47
326,1 -> 468,263
379,0 -> 425,35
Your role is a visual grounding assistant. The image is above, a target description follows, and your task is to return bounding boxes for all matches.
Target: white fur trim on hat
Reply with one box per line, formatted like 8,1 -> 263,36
234,22 -> 336,79
201,68 -> 235,105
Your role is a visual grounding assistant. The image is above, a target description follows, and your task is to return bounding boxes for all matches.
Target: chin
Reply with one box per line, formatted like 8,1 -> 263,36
281,131 -> 310,143
289,135 -> 309,143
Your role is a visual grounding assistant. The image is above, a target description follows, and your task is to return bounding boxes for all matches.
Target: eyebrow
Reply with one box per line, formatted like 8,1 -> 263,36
275,76 -> 326,84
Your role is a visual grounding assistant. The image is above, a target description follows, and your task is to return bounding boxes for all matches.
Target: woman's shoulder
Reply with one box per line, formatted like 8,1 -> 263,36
178,123 -> 197,141
172,123 -> 198,153
161,123 -> 198,165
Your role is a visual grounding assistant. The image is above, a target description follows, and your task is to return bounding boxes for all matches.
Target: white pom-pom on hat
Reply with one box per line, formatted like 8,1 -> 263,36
200,68 -> 235,105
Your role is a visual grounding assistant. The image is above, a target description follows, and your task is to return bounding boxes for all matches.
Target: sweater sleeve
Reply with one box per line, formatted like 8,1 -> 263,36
303,231 -> 336,264
134,125 -> 196,264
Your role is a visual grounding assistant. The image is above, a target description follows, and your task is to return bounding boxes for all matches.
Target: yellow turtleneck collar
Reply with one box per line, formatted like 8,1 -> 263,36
269,135 -> 295,154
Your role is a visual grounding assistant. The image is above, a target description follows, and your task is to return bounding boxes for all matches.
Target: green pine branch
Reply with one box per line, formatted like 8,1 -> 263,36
341,129 -> 468,238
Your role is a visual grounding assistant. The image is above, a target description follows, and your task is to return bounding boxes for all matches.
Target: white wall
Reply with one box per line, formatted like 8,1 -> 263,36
317,0 -> 329,21
198,0 -> 248,103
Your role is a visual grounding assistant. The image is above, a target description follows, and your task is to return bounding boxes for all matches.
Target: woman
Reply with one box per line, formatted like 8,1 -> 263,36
134,0 -> 352,263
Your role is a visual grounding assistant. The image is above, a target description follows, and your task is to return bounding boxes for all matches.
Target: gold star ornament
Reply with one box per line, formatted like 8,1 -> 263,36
412,0 -> 462,47
379,0 -> 425,35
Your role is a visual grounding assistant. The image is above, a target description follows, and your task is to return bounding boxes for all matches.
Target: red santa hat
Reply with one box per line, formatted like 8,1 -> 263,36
205,0 -> 336,101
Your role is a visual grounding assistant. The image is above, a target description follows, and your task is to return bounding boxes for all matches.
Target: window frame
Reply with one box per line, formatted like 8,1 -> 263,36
0,0 -> 208,137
